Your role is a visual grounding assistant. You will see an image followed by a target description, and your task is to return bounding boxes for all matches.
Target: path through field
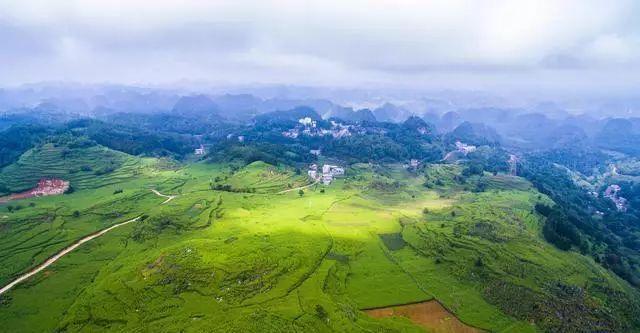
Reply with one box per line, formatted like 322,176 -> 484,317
277,180 -> 319,194
0,216 -> 141,296
0,189 -> 178,296
151,189 -> 177,204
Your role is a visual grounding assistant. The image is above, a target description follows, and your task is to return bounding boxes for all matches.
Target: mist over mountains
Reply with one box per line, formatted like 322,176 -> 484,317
2,82 -> 640,155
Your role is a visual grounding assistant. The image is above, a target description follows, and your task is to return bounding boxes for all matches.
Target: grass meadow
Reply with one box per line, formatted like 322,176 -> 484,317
0,158 -> 638,332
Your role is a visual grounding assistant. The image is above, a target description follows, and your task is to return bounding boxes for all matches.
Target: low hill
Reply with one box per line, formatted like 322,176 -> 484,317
171,95 -> 219,116
373,102 -> 412,123
253,106 -> 322,124
0,140 -> 143,195
216,161 -> 309,193
446,121 -> 502,146
328,107 -> 377,123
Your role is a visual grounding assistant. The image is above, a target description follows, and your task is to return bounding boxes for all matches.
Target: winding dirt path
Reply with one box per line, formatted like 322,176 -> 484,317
0,216 -> 141,296
0,189 -> 178,295
277,180 -> 319,194
151,189 -> 177,204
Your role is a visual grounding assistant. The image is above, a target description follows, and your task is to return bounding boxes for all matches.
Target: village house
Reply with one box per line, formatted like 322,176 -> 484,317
308,164 -> 318,179
194,145 -> 206,155
455,141 -> 477,154
308,164 -> 344,185
298,117 -> 317,128
282,129 -> 300,138
604,184 -> 627,212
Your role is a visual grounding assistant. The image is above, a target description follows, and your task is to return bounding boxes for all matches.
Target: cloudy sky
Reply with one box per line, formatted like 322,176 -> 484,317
1,0 -> 639,93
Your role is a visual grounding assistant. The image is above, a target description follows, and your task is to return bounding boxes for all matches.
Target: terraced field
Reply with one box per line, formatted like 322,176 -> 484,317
0,161 -> 639,332
222,161 -> 310,193
0,143 -> 145,195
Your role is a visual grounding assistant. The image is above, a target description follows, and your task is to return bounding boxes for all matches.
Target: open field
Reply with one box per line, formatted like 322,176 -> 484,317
365,300 -> 482,333
1,160 -> 639,332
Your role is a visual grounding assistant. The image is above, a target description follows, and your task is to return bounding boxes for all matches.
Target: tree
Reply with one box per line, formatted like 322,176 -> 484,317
315,304 -> 328,322
298,189 -> 304,197
72,210 -> 81,218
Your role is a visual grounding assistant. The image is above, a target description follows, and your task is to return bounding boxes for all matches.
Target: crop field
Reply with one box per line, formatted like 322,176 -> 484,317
1,160 -> 639,332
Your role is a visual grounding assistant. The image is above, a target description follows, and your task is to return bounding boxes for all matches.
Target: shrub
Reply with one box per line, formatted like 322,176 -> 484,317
315,304 -> 328,321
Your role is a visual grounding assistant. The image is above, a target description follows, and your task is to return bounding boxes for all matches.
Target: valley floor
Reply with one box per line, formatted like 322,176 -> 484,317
0,161 -> 638,332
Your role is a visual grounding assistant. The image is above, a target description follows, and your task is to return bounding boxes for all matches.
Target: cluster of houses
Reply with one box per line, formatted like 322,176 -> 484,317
308,164 -> 345,185
443,141 -> 477,161
604,184 -> 628,212
282,118 -> 353,139
403,159 -> 420,170
194,144 -> 206,155
455,141 -> 477,154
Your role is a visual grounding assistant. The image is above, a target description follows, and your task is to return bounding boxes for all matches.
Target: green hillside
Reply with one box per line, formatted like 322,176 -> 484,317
0,142 -> 145,195
1,161 -> 638,332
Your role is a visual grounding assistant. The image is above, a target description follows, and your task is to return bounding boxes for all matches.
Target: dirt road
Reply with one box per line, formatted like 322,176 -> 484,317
151,189 -> 177,204
277,180 -> 319,194
0,216 -> 141,296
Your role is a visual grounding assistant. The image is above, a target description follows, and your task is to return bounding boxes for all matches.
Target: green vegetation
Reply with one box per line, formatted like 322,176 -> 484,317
523,153 -> 640,286
1,160 -> 638,332
0,140 -> 145,195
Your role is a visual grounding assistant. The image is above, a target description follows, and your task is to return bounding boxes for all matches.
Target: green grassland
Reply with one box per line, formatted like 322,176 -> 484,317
0,159 -> 639,332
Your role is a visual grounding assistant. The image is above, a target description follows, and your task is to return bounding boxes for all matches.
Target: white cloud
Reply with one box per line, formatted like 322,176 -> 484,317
0,0 -> 638,91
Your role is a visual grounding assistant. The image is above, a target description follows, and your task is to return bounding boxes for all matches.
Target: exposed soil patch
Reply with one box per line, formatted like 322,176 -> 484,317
0,178 -> 69,203
365,300 -> 483,333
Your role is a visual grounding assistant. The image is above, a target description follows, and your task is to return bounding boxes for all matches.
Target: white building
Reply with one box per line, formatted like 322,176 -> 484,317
322,174 -> 333,185
238,136 -> 245,142
320,164 -> 345,185
310,149 -> 321,156
330,166 -> 345,176
298,117 -> 317,128
410,159 -> 419,168
195,145 -> 206,155
455,141 -> 476,154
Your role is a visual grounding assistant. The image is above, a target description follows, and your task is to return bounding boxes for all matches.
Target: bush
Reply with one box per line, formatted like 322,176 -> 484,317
315,304 -> 328,321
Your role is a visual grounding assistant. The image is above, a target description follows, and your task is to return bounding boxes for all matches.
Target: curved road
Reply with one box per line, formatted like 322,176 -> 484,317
151,189 -> 177,204
0,189 -> 180,296
0,216 -> 140,296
